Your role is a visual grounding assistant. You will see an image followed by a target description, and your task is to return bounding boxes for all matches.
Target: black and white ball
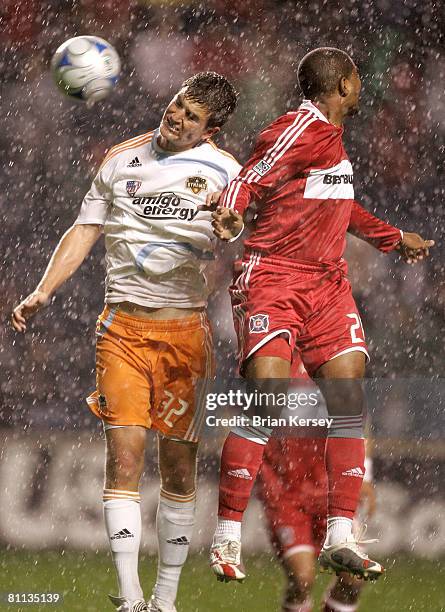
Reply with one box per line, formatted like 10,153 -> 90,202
51,36 -> 121,106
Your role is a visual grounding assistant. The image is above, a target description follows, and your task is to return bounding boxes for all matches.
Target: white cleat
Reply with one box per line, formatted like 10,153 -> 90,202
318,528 -> 384,581
108,594 -> 148,611
210,539 -> 246,582
146,596 -> 177,612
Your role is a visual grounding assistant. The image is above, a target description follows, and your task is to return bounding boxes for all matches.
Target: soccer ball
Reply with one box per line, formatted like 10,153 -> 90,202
51,36 -> 121,106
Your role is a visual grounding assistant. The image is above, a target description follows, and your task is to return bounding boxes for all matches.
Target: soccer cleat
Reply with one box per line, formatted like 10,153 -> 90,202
318,527 -> 384,581
146,596 -> 177,612
108,594 -> 148,611
210,539 -> 246,582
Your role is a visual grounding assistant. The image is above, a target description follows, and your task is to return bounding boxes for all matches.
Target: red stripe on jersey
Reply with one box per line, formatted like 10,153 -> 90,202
245,112 -> 315,184
261,114 -> 318,172
220,101 -> 401,262
221,112 -> 316,210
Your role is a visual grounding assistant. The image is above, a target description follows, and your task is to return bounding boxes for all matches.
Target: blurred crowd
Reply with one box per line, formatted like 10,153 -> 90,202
0,0 -> 444,434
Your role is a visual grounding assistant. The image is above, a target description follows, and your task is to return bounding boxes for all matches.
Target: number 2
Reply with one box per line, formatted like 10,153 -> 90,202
346,313 -> 364,343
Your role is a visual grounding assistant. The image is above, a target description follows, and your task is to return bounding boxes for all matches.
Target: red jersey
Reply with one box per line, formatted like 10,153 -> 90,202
221,100 -> 401,262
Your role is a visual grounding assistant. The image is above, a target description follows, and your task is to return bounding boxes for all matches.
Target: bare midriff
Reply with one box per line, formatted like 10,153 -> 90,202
115,301 -> 203,320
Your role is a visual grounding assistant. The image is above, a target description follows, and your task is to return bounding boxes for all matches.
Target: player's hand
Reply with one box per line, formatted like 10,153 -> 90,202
211,206 -> 244,241
359,481 -> 377,519
198,191 -> 222,212
396,232 -> 435,264
11,290 -> 50,332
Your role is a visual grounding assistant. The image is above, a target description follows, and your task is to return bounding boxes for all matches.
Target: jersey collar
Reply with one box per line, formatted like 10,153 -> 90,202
299,99 -> 330,124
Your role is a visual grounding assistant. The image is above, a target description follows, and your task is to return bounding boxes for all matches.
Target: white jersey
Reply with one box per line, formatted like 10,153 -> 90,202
76,129 -> 241,308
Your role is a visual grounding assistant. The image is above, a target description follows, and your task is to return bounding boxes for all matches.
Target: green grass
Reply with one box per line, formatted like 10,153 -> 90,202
0,552 -> 444,611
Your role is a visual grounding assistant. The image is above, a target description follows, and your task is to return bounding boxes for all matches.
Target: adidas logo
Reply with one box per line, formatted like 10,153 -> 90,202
228,468 -> 253,480
110,528 -> 134,540
342,467 -> 364,478
127,156 -> 142,167
166,536 -> 190,545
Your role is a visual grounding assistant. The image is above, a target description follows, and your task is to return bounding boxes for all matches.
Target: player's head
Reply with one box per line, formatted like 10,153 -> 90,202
159,72 -> 237,152
298,47 -> 361,115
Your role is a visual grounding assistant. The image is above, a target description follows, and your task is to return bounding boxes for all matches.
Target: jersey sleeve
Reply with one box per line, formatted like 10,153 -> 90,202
75,158 -> 114,226
226,157 -> 242,182
220,113 -> 319,215
348,201 -> 402,252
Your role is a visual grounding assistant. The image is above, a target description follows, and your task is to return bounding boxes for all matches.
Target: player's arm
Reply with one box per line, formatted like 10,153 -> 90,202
348,200 -> 434,263
200,191 -> 244,241
206,114 -> 318,241
11,223 -> 102,332
12,156 -> 112,332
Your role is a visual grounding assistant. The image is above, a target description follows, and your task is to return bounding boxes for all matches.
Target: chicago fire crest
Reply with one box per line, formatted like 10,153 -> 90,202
249,313 -> 270,334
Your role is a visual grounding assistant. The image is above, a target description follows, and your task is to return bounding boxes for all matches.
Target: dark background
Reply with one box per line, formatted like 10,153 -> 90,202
0,0 -> 444,438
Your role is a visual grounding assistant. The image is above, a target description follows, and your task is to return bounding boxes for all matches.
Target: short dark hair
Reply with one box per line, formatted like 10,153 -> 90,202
298,47 -> 356,99
181,72 -> 238,128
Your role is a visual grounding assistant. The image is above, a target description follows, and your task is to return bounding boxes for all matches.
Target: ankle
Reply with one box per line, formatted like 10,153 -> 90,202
325,517 -> 353,546
213,517 -> 242,543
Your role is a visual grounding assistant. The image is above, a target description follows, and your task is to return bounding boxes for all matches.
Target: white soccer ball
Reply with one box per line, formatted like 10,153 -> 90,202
51,36 -> 121,106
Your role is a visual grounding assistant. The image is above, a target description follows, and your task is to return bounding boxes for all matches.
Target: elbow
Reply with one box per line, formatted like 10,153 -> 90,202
70,222 -> 103,241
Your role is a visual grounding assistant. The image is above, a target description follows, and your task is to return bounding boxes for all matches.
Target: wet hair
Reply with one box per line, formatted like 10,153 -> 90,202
298,47 -> 356,99
181,72 -> 238,128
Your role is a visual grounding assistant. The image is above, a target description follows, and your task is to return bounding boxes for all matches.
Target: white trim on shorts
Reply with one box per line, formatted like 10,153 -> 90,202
328,346 -> 370,363
245,329 -> 292,361
102,422 -> 126,432
282,544 -> 316,559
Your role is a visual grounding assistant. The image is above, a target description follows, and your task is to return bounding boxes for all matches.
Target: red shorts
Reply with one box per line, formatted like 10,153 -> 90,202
230,252 -> 369,375
258,438 -> 328,557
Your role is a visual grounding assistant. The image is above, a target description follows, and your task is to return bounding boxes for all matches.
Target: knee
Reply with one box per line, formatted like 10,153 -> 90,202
159,438 -> 197,495
161,462 -> 195,495
107,447 -> 143,484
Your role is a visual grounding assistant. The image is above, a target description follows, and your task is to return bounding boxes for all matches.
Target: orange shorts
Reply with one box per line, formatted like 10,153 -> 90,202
86,306 -> 214,442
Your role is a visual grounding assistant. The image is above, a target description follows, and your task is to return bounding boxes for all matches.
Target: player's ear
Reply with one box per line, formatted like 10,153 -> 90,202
339,76 -> 349,98
203,126 -> 220,141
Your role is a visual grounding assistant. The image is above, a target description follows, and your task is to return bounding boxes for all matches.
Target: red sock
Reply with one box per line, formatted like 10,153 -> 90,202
218,432 -> 266,521
325,437 -> 365,519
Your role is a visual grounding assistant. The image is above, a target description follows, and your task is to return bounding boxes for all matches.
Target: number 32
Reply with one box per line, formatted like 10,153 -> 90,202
158,390 -> 189,428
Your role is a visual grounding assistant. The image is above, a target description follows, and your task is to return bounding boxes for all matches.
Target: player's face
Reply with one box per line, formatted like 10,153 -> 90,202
159,88 -> 219,152
346,67 -> 361,116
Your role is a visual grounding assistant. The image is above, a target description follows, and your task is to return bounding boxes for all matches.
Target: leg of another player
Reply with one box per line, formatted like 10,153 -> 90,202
317,352 -> 366,547
322,573 -> 363,612
317,352 -> 383,579
211,355 -> 290,580
281,551 -> 315,612
149,436 -> 197,611
104,426 -> 147,606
